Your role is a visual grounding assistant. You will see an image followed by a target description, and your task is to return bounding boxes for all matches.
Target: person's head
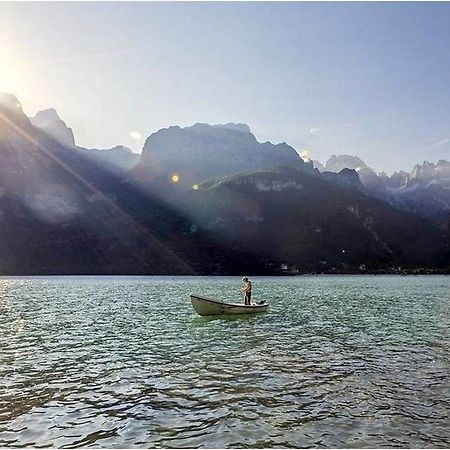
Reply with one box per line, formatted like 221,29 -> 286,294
242,276 -> 248,282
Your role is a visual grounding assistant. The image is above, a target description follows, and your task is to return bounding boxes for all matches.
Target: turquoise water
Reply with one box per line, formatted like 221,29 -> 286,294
0,275 -> 449,448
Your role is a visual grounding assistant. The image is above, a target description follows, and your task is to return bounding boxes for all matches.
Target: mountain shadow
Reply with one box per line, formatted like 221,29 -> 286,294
178,166 -> 450,273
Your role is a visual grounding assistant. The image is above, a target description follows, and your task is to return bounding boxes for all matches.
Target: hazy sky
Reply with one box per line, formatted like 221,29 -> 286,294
1,2 -> 449,173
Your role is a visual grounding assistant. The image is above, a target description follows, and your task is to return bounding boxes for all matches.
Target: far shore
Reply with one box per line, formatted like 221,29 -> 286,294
0,271 -> 449,277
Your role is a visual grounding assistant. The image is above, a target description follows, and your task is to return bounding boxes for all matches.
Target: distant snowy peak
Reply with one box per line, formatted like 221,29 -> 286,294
31,108 -> 76,148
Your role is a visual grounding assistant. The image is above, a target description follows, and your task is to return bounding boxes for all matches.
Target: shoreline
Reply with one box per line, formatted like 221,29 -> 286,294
0,272 -> 449,278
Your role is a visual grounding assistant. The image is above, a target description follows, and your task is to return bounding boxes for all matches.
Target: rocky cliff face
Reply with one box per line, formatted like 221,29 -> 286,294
388,170 -> 409,188
31,108 -> 76,148
133,123 -> 313,194
409,160 -> 450,186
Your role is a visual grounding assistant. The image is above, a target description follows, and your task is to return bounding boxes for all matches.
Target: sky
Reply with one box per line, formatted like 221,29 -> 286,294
0,1 -> 449,173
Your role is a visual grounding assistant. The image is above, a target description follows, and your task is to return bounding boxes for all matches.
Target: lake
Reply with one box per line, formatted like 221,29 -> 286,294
0,275 -> 449,448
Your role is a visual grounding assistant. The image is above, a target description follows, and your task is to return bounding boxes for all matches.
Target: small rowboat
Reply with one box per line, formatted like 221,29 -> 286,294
190,294 -> 269,316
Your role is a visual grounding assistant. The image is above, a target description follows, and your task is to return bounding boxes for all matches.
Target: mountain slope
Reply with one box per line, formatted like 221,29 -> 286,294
1,94 -> 448,274
77,145 -> 139,173
31,107 -> 139,173
0,94 -> 200,274
179,167 -> 449,273
315,154 -> 450,229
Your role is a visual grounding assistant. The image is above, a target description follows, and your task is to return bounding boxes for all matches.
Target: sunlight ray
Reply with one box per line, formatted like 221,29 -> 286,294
0,111 -> 193,273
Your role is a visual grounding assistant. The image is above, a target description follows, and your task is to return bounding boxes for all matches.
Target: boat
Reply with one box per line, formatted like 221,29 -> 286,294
190,294 -> 269,316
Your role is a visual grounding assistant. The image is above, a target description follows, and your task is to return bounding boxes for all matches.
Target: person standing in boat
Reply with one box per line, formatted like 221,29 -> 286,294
241,277 -> 252,305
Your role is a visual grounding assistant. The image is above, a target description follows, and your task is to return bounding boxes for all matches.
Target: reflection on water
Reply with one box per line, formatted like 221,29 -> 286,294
0,275 -> 449,448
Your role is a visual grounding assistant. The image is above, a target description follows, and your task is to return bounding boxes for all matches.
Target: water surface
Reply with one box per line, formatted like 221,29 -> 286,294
0,275 -> 449,448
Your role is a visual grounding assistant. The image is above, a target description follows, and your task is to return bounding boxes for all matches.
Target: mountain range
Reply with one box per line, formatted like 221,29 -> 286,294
313,154 -> 450,230
1,92 -> 449,274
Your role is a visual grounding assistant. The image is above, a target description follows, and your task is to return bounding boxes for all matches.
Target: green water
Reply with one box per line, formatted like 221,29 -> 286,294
0,275 -> 449,448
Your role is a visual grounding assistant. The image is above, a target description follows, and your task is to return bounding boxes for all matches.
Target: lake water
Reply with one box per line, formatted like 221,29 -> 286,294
0,275 -> 449,448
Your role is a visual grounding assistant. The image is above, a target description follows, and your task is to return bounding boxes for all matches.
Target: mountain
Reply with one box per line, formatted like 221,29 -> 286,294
409,160 -> 450,185
0,94 -> 210,274
31,108 -> 76,148
357,162 -> 450,230
179,167 -> 450,273
321,168 -> 364,191
385,160 -> 450,229
312,160 -> 325,171
31,107 -> 139,173
1,93 -> 449,274
324,154 -> 367,172
315,154 -> 450,230
133,123 -> 314,196
77,145 -> 139,173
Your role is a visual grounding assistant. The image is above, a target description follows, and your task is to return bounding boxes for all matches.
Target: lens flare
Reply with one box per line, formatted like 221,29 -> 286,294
171,174 -> 180,183
129,131 -> 141,140
192,184 -> 199,190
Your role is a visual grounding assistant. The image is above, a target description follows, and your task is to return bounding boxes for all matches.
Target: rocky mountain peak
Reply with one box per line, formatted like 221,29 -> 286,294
389,170 -> 409,188
220,123 -> 251,133
322,168 -> 364,191
136,122 -> 307,192
0,93 -> 23,113
324,154 -> 367,173
0,93 -> 33,136
32,108 -> 60,124
312,160 -> 325,172
188,122 -> 251,133
31,108 -> 76,148
410,160 -> 450,185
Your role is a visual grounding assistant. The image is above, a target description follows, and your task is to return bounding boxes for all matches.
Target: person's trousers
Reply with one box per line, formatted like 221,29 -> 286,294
244,292 -> 252,305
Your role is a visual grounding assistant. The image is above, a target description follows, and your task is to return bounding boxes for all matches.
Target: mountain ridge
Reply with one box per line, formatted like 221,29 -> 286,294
1,93 -> 449,274
314,154 -> 450,229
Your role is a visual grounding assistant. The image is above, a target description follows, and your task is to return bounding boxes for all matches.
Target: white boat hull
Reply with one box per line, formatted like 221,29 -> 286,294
190,294 -> 269,316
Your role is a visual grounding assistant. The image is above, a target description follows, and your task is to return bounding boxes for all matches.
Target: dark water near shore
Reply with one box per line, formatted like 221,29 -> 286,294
0,275 -> 449,448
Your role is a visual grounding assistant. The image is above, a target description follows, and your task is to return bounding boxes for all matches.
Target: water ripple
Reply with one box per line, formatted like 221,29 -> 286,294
0,275 -> 449,448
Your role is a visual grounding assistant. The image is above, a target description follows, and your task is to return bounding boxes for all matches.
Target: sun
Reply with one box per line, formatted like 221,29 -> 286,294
0,32 -> 37,114
0,36 -> 24,94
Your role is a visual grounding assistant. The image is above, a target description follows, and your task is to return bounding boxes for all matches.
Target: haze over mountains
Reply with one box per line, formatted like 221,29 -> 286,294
1,93 -> 449,274
313,155 -> 450,230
